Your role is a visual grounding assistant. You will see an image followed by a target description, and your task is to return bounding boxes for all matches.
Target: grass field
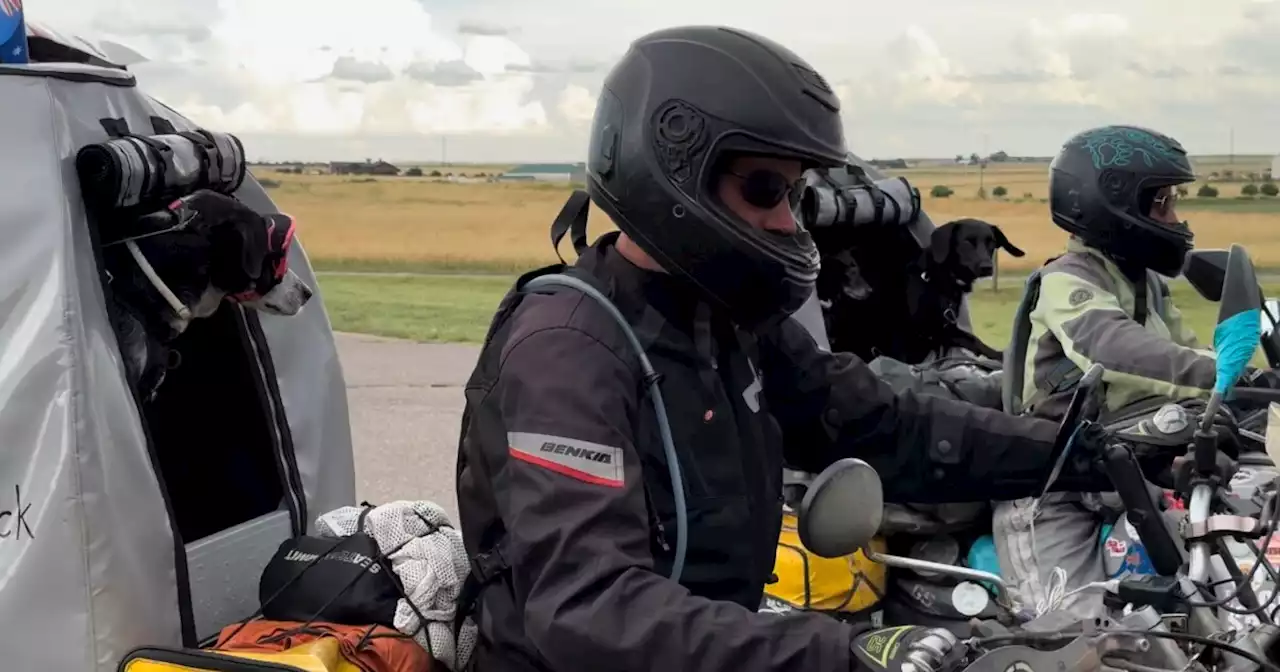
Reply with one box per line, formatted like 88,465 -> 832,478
257,155 -> 1280,345
263,155 -> 1280,277
318,272 -> 1280,353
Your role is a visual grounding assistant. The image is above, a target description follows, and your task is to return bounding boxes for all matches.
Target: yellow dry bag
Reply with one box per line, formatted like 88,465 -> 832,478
764,510 -> 888,614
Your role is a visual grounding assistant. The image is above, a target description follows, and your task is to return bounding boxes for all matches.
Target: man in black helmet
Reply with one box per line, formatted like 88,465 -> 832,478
454,31 -> 1178,672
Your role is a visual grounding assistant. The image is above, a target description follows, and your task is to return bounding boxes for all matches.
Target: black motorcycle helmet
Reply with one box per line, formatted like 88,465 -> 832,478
1049,125 -> 1197,277
584,25 -> 848,329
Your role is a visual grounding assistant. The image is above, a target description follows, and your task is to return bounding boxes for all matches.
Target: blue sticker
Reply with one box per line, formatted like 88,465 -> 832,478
0,0 -> 28,65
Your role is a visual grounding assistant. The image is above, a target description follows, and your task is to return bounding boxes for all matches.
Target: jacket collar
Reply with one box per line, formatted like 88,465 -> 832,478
1068,236 -> 1132,284
576,232 -> 726,362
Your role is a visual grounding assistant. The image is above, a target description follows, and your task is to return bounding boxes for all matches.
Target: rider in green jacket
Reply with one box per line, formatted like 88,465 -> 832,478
1022,235 -> 1215,421
999,125 -> 1217,619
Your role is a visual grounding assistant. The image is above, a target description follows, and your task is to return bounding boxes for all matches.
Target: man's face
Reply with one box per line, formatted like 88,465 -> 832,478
1148,185 -> 1182,225
716,155 -> 805,235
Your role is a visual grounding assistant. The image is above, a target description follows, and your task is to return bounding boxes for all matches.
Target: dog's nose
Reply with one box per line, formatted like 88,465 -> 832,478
299,282 -> 314,304
977,264 -> 995,276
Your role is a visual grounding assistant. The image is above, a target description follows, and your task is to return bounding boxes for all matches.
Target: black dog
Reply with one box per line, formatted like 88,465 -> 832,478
906,218 -> 1025,361
924,218 -> 1024,292
816,217 -> 1023,364
100,190 -> 314,401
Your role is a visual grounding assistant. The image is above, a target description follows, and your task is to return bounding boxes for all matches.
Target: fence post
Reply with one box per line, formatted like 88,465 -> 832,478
992,253 -> 1000,292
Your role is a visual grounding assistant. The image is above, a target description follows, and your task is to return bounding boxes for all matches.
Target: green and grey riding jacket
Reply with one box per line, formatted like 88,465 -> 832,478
1022,237 -> 1217,420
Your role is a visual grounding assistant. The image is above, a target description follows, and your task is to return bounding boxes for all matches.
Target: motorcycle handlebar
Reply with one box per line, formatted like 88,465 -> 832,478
1187,484 -> 1216,583
1233,387 -> 1280,404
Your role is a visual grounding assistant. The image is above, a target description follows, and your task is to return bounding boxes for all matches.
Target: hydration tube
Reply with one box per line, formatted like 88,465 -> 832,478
522,273 -> 688,583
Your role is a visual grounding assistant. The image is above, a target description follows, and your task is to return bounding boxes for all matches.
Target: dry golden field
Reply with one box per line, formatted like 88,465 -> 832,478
258,156 -> 1280,273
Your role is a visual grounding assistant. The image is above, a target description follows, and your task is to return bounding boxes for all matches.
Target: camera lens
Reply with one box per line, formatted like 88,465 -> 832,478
801,184 -> 836,228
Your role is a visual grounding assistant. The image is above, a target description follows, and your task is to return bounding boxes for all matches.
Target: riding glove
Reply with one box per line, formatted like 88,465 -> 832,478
850,625 -> 961,672
1176,399 -> 1242,458
1068,421 -> 1219,488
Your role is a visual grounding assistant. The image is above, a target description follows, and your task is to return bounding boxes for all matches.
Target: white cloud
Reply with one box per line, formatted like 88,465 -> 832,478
557,85 -> 596,125
22,0 -> 1279,160
885,26 -> 980,106
1060,12 -> 1130,35
36,0 -> 552,139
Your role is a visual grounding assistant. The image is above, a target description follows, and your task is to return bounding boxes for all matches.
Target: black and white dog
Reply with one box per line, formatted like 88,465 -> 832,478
100,190 -> 313,400
817,217 -> 1023,364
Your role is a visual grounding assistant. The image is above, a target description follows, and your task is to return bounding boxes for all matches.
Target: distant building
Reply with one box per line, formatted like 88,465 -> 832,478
869,158 -> 909,170
498,163 -> 587,183
330,160 -> 400,176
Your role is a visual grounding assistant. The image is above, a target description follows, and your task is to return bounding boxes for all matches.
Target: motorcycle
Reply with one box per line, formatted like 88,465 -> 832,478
764,245 -> 1280,636
793,243 -> 1280,672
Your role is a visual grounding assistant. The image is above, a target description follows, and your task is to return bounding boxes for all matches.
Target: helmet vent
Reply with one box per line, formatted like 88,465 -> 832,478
653,100 -> 709,184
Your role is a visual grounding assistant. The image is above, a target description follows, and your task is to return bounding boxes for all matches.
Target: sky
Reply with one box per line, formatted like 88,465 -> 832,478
27,0 -> 1280,163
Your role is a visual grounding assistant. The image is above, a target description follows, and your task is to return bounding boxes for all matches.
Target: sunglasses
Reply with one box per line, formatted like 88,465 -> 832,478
1149,189 -> 1180,220
726,169 -> 806,212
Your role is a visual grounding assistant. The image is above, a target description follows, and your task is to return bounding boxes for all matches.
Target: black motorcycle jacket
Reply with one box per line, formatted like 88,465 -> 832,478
454,232 -> 1110,672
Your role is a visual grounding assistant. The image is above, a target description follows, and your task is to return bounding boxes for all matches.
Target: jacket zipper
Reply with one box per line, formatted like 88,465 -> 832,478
654,519 -> 671,553
640,481 -> 672,554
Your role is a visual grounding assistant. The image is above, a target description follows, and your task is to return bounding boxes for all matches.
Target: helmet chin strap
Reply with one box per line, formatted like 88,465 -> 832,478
124,239 -> 192,322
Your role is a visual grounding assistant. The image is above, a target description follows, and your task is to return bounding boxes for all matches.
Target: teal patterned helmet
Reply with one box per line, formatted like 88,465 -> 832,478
1049,125 -> 1197,276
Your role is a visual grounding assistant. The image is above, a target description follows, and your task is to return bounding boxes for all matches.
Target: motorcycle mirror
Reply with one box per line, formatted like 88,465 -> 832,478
1037,363 -> 1106,497
796,458 -> 884,558
1184,249 -> 1229,302
1260,300 -> 1280,369
1212,244 -> 1262,396
1262,299 -> 1280,338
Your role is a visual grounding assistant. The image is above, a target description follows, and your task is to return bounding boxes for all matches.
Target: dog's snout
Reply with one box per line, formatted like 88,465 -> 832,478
977,262 -> 995,276
239,269 -> 314,316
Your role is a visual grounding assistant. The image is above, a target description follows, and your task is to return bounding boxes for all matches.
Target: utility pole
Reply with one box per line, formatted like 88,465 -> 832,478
441,136 -> 448,168
1229,125 -> 1235,166
979,133 -> 989,194
982,132 -> 996,291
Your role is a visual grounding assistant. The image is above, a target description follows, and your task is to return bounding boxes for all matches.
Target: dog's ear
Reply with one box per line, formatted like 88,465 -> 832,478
930,221 -> 959,265
210,216 -> 267,283
207,194 -> 272,280
235,220 -> 268,279
991,225 -> 1025,257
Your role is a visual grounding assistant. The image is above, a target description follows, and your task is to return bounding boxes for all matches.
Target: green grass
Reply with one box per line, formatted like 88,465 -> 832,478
312,256 -> 542,275
319,274 -> 514,343
317,274 -> 1280,354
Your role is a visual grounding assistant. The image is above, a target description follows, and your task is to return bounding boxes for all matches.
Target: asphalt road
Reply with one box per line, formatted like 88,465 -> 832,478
337,332 -> 477,523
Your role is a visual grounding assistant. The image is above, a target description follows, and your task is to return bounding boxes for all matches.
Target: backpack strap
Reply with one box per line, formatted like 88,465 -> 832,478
1002,268 -> 1045,415
1147,271 -> 1166,321
452,536 -> 511,639
1132,273 -> 1149,326
550,189 -> 592,263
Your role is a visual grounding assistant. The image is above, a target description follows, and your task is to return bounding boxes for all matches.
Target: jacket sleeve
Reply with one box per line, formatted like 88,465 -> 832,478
760,317 -> 1110,504
1037,270 -> 1217,400
489,326 -> 855,672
